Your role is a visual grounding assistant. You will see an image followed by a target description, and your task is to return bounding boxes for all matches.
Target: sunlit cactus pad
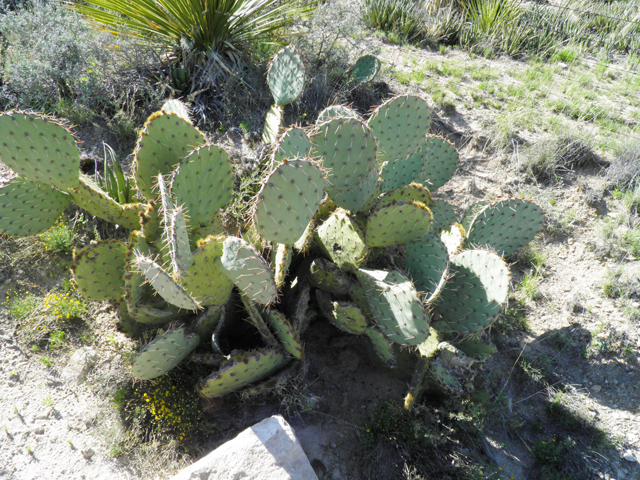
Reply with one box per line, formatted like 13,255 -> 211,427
365,201 -> 432,247
0,111 -> 80,191
262,105 -> 282,144
253,159 -> 325,245
356,268 -> 430,346
377,183 -> 433,209
316,210 -> 369,271
350,55 -> 381,84
197,348 -> 287,399
217,236 -> 277,306
379,150 -> 425,193
414,135 -> 459,189
183,235 -> 234,306
316,105 -> 360,123
263,310 -> 303,359
72,240 -> 127,302
0,178 -> 71,237
171,144 -> 233,228
405,233 -> 449,304
273,127 -> 312,163
463,199 -> 545,256
133,111 -> 206,200
267,45 -> 305,106
430,199 -> 458,234
367,95 -> 432,165
131,327 -> 200,380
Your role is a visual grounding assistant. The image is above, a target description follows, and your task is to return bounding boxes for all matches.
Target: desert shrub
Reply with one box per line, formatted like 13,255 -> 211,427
606,142 -> 640,191
523,134 -> 600,182
361,0 -> 426,42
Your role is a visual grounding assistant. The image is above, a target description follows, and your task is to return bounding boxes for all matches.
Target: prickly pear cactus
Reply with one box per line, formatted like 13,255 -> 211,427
267,45 -> 305,107
72,240 -> 128,302
131,327 -> 200,380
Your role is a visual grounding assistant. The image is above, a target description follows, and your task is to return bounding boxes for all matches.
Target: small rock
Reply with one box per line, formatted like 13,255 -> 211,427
62,348 -> 98,384
568,238 -> 575,245
34,427 -> 44,435
623,450 -> 636,462
592,385 -> 602,393
82,448 -> 94,459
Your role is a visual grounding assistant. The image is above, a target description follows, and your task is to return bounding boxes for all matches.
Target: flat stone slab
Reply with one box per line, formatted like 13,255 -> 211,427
169,415 -> 318,480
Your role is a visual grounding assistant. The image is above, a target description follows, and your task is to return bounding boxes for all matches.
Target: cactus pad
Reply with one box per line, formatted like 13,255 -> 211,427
183,235 -> 233,306
454,338 -> 497,360
131,327 -> 200,380
0,177 -> 71,237
356,268 -> 430,346
171,144 -> 233,228
262,105 -> 283,144
308,258 -> 352,295
316,105 -> 360,123
273,127 -> 312,163
440,223 -> 466,256
349,55 -> 381,84
273,243 -> 292,289
263,310 -> 303,359
133,111 -> 206,200
414,135 -> 459,189
405,234 -> 449,304
0,111 -> 79,190
365,201 -> 432,247
316,290 -> 368,335
464,199 -> 545,256
379,151 -> 424,193
217,236 -> 277,306
198,348 -> 287,399
72,240 -> 127,301
367,95 -> 432,165
253,159 -> 325,245
267,45 -> 305,106
364,326 -> 397,368
316,210 -> 368,271
377,183 -> 433,209
430,199 -> 457,234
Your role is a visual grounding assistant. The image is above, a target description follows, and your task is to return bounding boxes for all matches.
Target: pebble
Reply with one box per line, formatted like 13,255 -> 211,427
34,427 -> 44,435
592,385 -> 602,393
623,450 -> 636,462
82,448 -> 94,459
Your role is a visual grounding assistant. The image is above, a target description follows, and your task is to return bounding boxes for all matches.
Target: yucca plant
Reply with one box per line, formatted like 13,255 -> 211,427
69,0 -> 315,71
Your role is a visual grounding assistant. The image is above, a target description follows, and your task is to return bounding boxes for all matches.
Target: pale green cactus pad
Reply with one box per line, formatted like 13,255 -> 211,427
405,233 -> 449,304
217,236 -> 277,306
463,199 -> 545,256
311,117 -> 377,211
350,55 -> 381,84
273,127 -> 312,163
308,257 -> 352,295
377,183 -> 433,209
72,240 -> 127,301
356,268 -> 430,346
273,243 -> 292,289
192,213 -> 225,244
0,111 -> 80,190
263,310 -> 303,359
133,111 -> 206,200
364,326 -> 397,368
171,144 -> 233,228
316,210 -> 369,271
131,327 -> 200,380
365,201 -> 432,247
330,165 -> 379,212
414,135 -> 459,189
316,290 -> 368,335
367,95 -> 432,165
262,105 -> 283,144
267,45 -> 305,106
379,150 -> 424,193
0,177 -> 71,237
430,199 -> 458,234
316,105 -> 360,123
253,159 -> 325,245
432,250 -> 510,334
183,235 -> 233,306
197,348 -> 288,399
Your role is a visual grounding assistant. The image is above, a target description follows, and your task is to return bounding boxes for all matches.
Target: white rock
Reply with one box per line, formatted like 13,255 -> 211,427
169,415 -> 317,480
61,348 -> 98,384
623,450 -> 636,462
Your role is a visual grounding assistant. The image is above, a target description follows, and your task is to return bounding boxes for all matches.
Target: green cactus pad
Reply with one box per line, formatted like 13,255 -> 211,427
183,235 -> 234,306
131,304 -> 180,324
274,243 -> 292,289
350,55 -> 381,84
316,210 -> 369,271
198,348 -> 288,399
355,268 -> 430,346
311,118 -> 377,211
191,304 -> 225,339
72,240 -> 127,301
377,183 -> 433,209
364,326 -> 397,368
316,105 -> 360,123
454,338 -> 497,360
263,310 -> 303,359
414,135 -> 459,189
253,159 -> 325,245
217,236 -> 277,306
69,174 -> 143,230
134,252 -> 200,310
308,258 -> 352,295
405,234 -> 449,304
273,127 -> 312,163
379,151 -> 425,193
133,111 -> 206,200
240,294 -> 279,347
315,290 -> 368,335
0,177 -> 71,237
441,223 -> 466,256
367,95 -> 432,165
191,213 -> 225,244
432,250 -> 510,334
0,111 -> 80,190
131,327 -> 200,380
464,199 -> 545,256
116,302 -> 145,339
430,199 -> 457,234
365,201 -> 432,247
171,144 -> 233,228
262,105 -> 283,144
329,164 -> 379,212
267,45 -> 305,106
